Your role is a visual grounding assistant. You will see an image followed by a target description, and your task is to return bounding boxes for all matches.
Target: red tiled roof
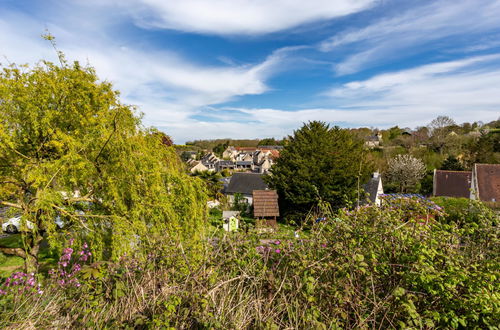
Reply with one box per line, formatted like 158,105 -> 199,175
475,164 -> 500,202
253,190 -> 279,218
434,170 -> 472,198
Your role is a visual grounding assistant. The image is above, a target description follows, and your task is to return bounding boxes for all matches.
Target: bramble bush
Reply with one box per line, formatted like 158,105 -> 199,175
0,200 -> 498,328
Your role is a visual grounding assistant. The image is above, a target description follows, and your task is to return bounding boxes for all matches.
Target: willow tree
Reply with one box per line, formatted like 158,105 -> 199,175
0,59 -> 207,272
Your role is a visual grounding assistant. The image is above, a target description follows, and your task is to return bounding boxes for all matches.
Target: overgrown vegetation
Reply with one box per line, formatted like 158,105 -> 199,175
1,199 -> 498,328
0,53 -> 207,272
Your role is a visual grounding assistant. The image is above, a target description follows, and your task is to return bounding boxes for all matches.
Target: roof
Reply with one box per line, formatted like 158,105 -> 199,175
362,176 -> 381,203
217,160 -> 234,166
235,161 -> 253,165
434,170 -> 472,198
222,211 -> 240,219
235,147 -> 258,152
380,194 -> 442,211
225,173 -> 268,195
474,164 -> 500,202
253,190 -> 279,217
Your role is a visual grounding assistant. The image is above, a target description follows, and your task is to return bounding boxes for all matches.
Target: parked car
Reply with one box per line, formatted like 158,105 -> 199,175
2,215 -> 64,234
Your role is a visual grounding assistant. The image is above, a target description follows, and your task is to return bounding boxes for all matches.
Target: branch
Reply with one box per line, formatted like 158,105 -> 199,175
0,201 -> 23,209
94,112 -> 119,163
0,246 -> 27,259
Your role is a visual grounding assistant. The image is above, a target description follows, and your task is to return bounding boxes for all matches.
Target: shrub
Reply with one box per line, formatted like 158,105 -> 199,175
0,202 -> 498,328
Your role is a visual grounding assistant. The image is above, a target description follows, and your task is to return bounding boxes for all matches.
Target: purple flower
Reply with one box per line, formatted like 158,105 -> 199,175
274,240 -> 281,245
275,249 -> 281,253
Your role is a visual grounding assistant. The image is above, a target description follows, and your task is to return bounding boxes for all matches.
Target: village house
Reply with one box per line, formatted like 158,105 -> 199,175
188,146 -> 281,175
362,172 -> 384,206
189,161 -> 210,173
470,164 -> 500,202
364,133 -> 383,148
433,169 -> 472,198
224,173 -> 269,205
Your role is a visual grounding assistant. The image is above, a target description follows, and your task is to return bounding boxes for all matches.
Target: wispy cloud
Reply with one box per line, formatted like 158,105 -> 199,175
322,54 -> 500,123
320,0 -> 500,75
100,0 -> 376,35
0,7 -> 292,138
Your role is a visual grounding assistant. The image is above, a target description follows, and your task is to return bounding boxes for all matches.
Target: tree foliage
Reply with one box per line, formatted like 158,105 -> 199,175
266,121 -> 370,218
386,154 -> 426,192
0,59 -> 207,271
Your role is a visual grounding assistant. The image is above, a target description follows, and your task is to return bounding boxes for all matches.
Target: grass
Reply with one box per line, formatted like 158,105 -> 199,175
0,234 -> 58,279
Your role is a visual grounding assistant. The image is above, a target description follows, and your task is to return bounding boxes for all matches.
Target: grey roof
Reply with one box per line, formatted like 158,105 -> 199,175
362,176 -> 381,203
226,173 -> 269,195
217,160 -> 235,166
236,161 -> 253,165
222,211 -> 240,219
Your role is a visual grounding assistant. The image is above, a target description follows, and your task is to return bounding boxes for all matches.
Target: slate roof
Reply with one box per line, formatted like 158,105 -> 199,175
434,170 -> 472,198
474,164 -> 500,202
253,190 -> 279,217
235,161 -> 253,165
225,173 -> 268,195
362,176 -> 381,203
380,194 -> 442,211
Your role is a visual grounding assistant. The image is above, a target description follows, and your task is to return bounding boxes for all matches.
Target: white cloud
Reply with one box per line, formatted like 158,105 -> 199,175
0,8 -> 291,139
97,0 -> 376,35
320,0 -> 500,74
322,54 -> 500,124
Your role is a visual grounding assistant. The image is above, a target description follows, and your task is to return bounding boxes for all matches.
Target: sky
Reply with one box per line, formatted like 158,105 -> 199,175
1,0 -> 500,143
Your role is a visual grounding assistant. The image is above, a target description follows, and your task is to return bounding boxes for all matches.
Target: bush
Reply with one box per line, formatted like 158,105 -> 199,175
431,197 -> 493,226
0,202 -> 498,328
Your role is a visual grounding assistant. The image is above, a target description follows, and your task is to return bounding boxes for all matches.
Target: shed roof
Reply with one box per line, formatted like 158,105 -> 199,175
434,170 -> 472,198
253,190 -> 279,217
225,173 -> 268,195
474,164 -> 500,202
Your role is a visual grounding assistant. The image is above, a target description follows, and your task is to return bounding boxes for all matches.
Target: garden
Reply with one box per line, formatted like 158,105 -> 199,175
0,198 -> 498,328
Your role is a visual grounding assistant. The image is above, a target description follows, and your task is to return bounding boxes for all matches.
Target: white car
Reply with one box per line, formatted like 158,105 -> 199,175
2,216 -> 64,234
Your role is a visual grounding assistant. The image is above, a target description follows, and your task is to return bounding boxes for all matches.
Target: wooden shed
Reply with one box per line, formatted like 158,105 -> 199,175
253,190 -> 279,228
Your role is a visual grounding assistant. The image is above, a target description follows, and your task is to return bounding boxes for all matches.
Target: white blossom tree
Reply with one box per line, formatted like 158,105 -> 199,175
387,154 -> 426,193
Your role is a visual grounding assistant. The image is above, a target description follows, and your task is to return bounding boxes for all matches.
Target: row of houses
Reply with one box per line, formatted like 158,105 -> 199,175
187,146 -> 281,174
363,163 -> 500,204
433,164 -> 500,202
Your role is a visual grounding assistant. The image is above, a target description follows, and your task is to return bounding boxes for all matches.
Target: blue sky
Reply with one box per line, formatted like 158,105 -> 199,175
1,0 -> 500,143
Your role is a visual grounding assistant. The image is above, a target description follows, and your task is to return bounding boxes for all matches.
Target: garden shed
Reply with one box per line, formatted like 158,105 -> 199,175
253,190 -> 279,228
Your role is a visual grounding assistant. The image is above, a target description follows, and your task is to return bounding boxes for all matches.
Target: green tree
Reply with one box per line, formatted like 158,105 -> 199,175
257,138 -> 278,146
192,170 -> 223,199
0,59 -> 206,272
266,121 -> 370,219
212,140 -> 229,157
440,155 -> 464,171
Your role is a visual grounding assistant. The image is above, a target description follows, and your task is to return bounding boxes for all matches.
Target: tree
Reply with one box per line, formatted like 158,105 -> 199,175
0,59 -> 207,272
192,170 -> 223,199
428,116 -> 457,153
440,155 -> 464,171
386,154 -> 426,193
266,121 -> 371,219
258,138 -> 278,146
212,141 -> 229,157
